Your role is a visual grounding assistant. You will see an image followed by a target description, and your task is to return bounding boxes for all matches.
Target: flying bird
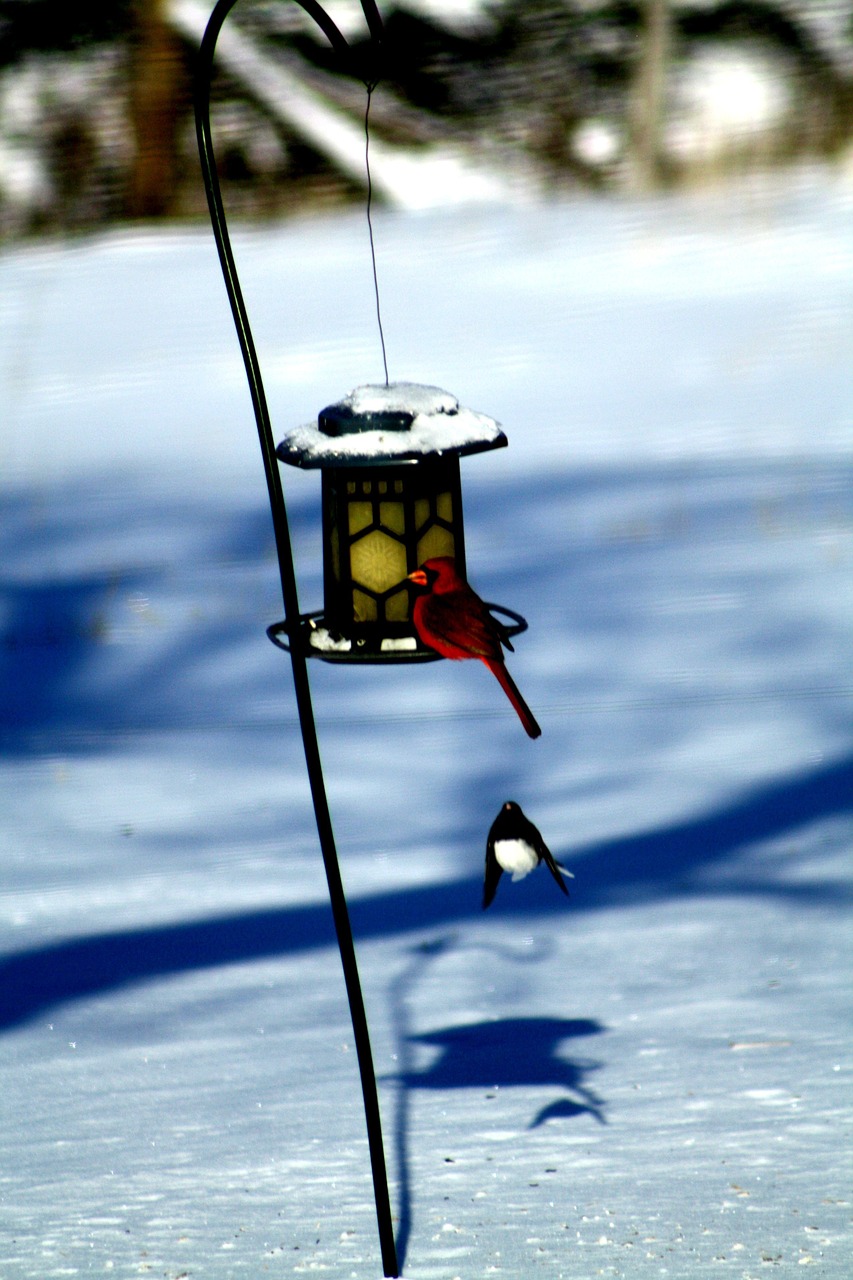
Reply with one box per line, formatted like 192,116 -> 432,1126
407,556 -> 541,738
483,801 -> 572,909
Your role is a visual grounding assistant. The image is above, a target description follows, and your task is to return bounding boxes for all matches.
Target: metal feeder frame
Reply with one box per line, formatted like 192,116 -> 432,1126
194,4 -> 531,1276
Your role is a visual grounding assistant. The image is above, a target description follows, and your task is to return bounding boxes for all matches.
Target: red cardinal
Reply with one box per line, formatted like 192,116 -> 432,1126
407,556 -> 541,739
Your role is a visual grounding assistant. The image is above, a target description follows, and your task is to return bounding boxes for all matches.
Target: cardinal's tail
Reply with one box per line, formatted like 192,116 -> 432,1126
485,659 -> 542,739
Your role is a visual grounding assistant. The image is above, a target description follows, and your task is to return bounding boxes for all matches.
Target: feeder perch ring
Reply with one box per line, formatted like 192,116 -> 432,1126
266,603 -> 529,665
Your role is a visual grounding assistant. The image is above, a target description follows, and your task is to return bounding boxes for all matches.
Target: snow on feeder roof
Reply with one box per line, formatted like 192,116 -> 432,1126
269,380 -> 516,664
276,381 -> 507,469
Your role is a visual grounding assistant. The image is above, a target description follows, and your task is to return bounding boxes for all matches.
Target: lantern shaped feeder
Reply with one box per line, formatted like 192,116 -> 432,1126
269,381 -> 528,663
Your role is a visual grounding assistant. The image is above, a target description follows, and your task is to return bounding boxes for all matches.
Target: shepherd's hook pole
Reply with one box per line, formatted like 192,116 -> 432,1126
194,3 -> 398,1274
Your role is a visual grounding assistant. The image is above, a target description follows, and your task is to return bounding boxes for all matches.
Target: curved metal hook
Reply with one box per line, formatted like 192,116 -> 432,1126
194,0 -> 384,624
290,1 -> 385,77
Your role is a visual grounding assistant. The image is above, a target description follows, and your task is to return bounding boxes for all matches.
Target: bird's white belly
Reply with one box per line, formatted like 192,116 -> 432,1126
494,839 -> 538,881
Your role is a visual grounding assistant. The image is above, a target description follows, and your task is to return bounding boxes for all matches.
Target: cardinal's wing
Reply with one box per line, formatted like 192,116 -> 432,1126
422,592 -> 504,660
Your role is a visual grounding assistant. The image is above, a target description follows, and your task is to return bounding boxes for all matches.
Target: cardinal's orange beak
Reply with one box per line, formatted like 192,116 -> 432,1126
407,569 -> 428,586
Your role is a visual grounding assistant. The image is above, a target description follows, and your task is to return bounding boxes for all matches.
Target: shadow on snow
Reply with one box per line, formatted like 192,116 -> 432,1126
400,1016 -> 605,1124
0,751 -> 849,1034
3,462 -> 850,748
383,936 -> 605,1269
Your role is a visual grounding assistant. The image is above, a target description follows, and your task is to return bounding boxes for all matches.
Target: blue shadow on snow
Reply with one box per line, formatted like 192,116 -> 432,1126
0,752 -> 849,1033
384,937 -> 605,1271
401,1017 -> 606,1124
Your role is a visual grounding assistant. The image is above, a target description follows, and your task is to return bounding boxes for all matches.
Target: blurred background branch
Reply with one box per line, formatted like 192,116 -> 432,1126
1,0 -> 851,237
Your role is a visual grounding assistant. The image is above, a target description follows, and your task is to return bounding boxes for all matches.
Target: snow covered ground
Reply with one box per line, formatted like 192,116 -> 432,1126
1,168 -> 851,1278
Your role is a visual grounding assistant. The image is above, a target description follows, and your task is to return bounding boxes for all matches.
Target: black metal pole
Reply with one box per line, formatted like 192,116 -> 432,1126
194,4 -> 398,1275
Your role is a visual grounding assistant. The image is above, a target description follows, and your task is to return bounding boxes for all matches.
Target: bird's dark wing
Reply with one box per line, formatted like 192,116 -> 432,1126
482,839 -> 503,909
542,847 -> 570,897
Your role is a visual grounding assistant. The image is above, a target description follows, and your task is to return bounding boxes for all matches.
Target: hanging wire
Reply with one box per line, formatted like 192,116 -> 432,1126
365,85 -> 390,386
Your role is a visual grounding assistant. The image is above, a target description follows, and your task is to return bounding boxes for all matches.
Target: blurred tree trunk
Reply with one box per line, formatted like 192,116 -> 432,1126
126,0 -> 187,218
630,0 -> 674,191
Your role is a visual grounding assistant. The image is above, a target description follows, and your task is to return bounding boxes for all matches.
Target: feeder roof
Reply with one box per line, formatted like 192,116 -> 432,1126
276,382 -> 507,468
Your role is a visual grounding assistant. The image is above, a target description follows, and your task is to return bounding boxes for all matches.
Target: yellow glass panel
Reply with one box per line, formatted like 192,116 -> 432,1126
347,481 -> 356,495
417,524 -> 455,565
414,497 -> 430,532
348,501 -> 373,535
436,491 -> 453,523
385,588 -> 410,622
351,529 -> 408,593
352,589 -> 377,622
379,501 -> 405,535
378,480 -> 387,495
394,479 -> 403,494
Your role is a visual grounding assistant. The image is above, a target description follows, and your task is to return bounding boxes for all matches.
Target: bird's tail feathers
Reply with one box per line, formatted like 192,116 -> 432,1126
486,659 -> 542,739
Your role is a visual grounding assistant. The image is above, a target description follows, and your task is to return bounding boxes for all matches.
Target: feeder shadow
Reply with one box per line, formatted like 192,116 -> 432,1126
384,947 -> 604,1264
386,941 -> 605,1271
402,1015 -> 605,1116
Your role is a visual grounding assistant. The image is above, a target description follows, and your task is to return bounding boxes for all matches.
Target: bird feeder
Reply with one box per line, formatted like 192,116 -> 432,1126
195,6 -> 534,1276
271,381 -> 516,662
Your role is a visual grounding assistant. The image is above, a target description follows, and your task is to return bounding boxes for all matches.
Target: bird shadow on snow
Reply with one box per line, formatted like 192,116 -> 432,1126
383,936 -> 605,1270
